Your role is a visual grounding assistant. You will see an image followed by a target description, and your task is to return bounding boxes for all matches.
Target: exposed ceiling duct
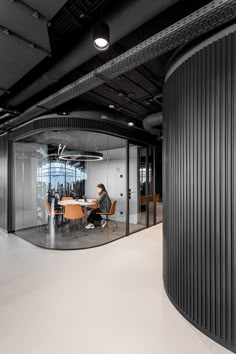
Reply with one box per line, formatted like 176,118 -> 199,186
143,112 -> 162,136
7,0 -> 179,107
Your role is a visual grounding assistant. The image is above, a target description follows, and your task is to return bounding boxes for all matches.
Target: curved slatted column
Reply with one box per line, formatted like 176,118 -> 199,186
163,30 -> 235,352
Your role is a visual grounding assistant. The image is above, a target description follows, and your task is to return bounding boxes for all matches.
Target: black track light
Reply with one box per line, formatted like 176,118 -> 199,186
93,22 -> 110,51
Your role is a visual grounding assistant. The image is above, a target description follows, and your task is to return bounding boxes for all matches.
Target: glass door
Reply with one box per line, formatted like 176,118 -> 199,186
128,144 -> 147,234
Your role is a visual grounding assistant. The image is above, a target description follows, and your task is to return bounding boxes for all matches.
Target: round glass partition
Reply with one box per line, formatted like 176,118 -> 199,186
12,130 -> 162,249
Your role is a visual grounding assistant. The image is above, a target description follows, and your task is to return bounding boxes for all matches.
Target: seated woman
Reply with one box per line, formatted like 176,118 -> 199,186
85,183 -> 111,229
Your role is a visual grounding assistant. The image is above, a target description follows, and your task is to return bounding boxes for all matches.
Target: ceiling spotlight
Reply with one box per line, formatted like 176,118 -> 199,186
127,92 -> 136,99
109,104 -> 115,109
32,11 -> 39,18
128,122 -> 135,127
93,22 -> 110,51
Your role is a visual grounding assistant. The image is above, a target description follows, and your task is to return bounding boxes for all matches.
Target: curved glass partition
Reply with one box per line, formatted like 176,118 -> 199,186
13,130 -> 162,249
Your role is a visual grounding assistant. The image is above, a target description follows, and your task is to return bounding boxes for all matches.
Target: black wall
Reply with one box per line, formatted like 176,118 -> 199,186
163,30 -> 235,352
0,135 -> 8,231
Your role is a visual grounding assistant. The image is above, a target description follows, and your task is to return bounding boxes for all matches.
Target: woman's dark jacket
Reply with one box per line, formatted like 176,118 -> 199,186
97,192 -> 111,212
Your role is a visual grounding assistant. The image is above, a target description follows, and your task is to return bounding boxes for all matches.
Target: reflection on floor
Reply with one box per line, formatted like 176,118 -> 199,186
15,203 -> 163,250
15,221 -> 126,250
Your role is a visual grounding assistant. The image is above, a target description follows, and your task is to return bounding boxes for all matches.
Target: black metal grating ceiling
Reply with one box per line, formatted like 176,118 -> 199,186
36,0 -> 236,110
1,0 -> 230,132
49,0 -> 113,51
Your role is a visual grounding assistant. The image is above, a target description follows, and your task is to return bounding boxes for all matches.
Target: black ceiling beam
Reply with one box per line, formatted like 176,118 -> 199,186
89,89 -> 145,118
135,65 -> 164,90
0,24 -> 51,56
112,43 -> 164,89
87,51 -> 161,111
92,47 -> 162,98
103,82 -> 154,113
10,0 -> 49,24
82,92 -> 140,120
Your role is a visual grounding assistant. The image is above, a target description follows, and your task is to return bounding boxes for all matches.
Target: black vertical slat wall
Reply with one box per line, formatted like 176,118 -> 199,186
0,135 -> 8,231
163,31 -> 235,352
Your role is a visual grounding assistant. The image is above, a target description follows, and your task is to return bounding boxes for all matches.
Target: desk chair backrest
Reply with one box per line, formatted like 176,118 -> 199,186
108,200 -> 117,215
97,200 -> 117,216
62,196 -> 73,200
45,200 -> 63,219
96,200 -> 118,231
45,199 -> 51,215
64,204 -> 84,220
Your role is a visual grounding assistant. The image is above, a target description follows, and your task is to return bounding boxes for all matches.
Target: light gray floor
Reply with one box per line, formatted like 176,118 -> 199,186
0,224 -> 231,354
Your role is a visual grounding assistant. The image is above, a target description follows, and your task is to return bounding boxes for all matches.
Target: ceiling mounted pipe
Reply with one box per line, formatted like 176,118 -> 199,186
143,112 -> 162,136
7,0 -> 178,107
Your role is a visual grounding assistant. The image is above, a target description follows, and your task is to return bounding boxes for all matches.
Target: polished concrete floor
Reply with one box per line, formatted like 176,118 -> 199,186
0,224 -> 231,354
14,220 -> 146,249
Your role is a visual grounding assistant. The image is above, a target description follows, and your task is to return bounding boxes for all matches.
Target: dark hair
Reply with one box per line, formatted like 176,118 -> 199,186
97,183 -> 107,195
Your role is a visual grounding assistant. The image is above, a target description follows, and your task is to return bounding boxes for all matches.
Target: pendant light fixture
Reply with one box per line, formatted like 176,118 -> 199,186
93,22 -> 110,51
59,150 -> 103,162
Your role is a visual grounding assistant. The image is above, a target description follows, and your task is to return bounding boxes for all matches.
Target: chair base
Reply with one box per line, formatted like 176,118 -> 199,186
100,218 -> 118,232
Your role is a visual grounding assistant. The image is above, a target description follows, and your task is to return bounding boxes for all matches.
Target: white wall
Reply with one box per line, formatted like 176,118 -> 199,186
85,146 -> 138,224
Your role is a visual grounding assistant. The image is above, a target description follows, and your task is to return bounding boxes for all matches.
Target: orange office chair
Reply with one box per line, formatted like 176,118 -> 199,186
45,200 -> 63,227
96,200 -> 118,231
61,196 -> 73,213
63,204 -> 85,233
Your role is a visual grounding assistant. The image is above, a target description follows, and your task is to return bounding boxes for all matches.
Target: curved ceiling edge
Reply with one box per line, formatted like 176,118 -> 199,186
9,113 -> 157,145
165,22 -> 236,82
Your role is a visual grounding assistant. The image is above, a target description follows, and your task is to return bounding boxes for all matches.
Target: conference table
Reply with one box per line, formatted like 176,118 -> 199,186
58,199 -> 97,208
58,199 -> 97,229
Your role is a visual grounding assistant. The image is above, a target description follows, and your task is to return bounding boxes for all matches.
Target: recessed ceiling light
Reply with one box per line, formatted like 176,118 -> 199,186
128,122 -> 135,127
32,11 -> 39,18
109,104 -> 115,109
127,92 -> 136,99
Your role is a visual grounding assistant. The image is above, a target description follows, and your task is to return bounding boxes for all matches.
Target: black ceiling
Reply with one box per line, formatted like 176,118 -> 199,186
0,0 -> 232,132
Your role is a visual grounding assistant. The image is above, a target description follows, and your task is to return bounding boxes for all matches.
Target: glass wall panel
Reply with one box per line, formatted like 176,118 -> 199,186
13,142 -> 47,230
129,144 -> 147,233
85,135 -> 127,243
13,131 -> 161,249
14,131 -> 127,249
